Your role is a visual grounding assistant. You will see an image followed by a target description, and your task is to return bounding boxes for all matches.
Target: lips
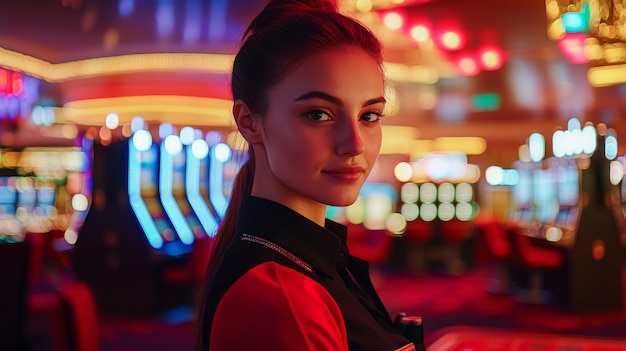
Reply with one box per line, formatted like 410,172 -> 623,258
322,166 -> 365,183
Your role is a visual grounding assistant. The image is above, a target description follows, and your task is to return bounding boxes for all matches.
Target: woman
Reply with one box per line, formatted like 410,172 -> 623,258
196,0 -> 419,350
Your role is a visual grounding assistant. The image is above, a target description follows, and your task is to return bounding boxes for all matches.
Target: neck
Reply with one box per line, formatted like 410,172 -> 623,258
250,189 -> 328,227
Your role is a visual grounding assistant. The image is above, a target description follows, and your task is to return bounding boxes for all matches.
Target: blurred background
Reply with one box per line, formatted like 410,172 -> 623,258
1,0 -> 626,350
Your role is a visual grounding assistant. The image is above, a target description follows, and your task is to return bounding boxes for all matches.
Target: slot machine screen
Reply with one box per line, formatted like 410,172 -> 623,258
556,205 -> 579,228
512,168 -> 531,208
0,177 -> 22,241
0,177 -> 16,215
139,144 -> 178,244
172,148 -> 204,238
557,161 -> 579,206
35,179 -> 56,217
533,169 -> 557,223
16,177 -> 36,214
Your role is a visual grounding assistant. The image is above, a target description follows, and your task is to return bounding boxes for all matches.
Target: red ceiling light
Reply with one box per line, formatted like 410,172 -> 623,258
558,32 -> 588,64
457,55 -> 479,76
0,68 -> 8,95
441,30 -> 462,50
478,47 -> 504,70
0,68 -> 23,96
11,71 -> 23,95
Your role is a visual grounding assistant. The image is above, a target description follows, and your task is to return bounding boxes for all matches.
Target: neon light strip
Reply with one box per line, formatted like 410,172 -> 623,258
159,144 -> 194,245
209,147 -> 229,219
588,64 -> 626,87
0,46 -> 233,82
0,45 -> 439,85
186,147 -> 219,237
61,95 -> 232,127
128,141 -> 163,249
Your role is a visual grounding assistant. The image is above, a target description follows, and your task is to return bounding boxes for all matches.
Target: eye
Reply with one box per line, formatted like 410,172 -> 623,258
304,109 -> 332,122
361,111 -> 383,122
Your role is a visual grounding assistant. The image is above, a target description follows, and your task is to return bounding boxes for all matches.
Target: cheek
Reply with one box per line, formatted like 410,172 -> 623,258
267,131 -> 317,166
365,129 -> 383,156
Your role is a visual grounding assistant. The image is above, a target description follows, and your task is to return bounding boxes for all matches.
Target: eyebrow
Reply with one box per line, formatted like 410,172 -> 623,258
294,90 -> 386,107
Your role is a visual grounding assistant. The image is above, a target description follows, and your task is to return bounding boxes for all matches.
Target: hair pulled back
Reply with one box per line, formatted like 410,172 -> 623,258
203,0 -> 383,277
197,4 -> 384,347
233,0 -> 383,115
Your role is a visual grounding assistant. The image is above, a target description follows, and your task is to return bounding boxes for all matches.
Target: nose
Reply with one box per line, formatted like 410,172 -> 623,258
335,119 -> 365,156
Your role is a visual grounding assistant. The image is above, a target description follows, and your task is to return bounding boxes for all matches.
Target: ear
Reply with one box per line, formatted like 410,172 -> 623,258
233,99 -> 263,145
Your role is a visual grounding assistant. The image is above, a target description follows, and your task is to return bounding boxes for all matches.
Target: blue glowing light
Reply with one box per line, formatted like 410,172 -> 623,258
582,125 -> 597,155
214,143 -> 231,163
191,139 -> 209,159
205,131 -> 221,146
567,117 -> 581,131
528,133 -> 545,162
183,0 -> 201,43
605,134 -> 618,160
562,12 -> 588,33
159,122 -> 174,139
130,116 -> 145,133
156,0 -> 175,38
209,144 -> 231,218
164,135 -> 183,156
160,142 -> 194,245
186,147 -> 219,237
180,126 -> 195,145
128,140 -> 163,249
208,0 -> 228,40
132,130 -> 152,152
118,0 -> 135,16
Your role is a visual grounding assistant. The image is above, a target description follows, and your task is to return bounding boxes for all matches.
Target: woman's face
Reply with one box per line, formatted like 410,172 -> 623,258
251,47 -> 385,210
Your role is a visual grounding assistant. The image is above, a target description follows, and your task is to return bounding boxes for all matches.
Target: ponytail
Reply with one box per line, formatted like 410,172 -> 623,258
206,149 -> 255,276
194,149 -> 254,350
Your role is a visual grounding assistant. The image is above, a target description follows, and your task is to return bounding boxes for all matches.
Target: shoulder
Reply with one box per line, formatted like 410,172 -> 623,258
209,262 -> 348,351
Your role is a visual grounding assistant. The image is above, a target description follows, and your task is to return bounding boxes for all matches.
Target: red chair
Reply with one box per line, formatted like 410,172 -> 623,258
27,290 -> 66,351
58,281 -> 100,351
160,236 -> 215,309
403,219 -> 434,274
161,236 -> 214,286
439,219 -> 474,275
345,223 -> 393,265
440,219 -> 473,245
475,220 -> 511,294
27,280 -> 100,351
504,224 -> 563,304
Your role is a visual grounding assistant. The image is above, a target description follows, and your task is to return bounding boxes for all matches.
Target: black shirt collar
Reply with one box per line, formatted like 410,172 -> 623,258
235,195 -> 346,277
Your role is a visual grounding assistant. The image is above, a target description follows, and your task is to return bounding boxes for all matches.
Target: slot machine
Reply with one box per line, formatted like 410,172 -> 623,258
0,176 -> 22,242
75,122 -> 193,315
159,126 -> 204,243
543,157 -> 580,243
185,131 -> 220,237
532,166 -> 558,235
130,129 -> 189,255
508,120 -> 623,312
510,160 -> 540,237
207,142 -> 233,219
64,135 -> 94,245
31,178 -> 56,234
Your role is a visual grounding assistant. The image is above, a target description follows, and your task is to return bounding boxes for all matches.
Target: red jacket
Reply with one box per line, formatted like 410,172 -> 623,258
198,196 -> 416,350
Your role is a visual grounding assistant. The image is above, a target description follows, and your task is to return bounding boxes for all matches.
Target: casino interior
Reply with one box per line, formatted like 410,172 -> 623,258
1,0 -> 626,350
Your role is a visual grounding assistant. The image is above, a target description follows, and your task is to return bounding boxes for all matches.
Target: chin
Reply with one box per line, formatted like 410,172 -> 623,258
325,195 -> 359,208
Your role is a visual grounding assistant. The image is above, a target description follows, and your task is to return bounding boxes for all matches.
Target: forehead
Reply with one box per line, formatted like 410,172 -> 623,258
270,47 -> 385,100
